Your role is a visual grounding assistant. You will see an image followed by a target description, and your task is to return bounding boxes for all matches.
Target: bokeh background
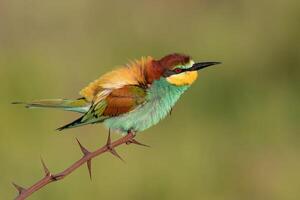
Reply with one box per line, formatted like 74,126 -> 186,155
1,0 -> 299,199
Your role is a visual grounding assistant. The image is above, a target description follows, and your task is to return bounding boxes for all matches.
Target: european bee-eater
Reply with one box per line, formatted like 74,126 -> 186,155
15,53 -> 220,135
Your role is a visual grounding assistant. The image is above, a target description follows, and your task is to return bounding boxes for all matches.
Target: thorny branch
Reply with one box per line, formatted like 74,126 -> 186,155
13,131 -> 149,200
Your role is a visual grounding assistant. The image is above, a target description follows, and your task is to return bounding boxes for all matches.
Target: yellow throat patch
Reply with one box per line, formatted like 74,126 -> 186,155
166,71 -> 198,86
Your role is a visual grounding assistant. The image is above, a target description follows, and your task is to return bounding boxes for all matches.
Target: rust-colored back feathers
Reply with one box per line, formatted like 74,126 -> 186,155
80,53 -> 191,102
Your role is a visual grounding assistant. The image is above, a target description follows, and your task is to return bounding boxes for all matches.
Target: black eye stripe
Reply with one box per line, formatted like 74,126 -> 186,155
176,68 -> 185,73
173,68 -> 188,73
163,68 -> 189,77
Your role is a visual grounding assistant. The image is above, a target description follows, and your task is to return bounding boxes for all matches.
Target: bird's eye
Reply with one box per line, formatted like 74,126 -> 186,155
174,68 -> 182,73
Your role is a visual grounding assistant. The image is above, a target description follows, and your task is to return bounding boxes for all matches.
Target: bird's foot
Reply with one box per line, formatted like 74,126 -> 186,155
169,108 -> 173,116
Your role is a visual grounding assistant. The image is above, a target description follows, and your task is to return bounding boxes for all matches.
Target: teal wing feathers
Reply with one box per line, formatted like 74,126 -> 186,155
57,85 -> 147,130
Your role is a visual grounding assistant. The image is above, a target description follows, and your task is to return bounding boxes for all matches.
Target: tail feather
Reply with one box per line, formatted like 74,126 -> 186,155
56,116 -> 84,131
57,115 -> 106,131
13,98 -> 107,131
13,98 -> 91,114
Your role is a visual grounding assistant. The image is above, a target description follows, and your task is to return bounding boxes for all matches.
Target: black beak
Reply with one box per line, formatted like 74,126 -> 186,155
190,62 -> 221,71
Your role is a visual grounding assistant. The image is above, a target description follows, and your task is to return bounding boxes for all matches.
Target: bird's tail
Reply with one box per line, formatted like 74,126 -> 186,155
12,98 -> 91,114
56,115 -> 106,131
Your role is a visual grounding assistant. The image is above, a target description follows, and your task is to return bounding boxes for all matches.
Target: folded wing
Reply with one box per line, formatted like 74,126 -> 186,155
57,85 -> 147,130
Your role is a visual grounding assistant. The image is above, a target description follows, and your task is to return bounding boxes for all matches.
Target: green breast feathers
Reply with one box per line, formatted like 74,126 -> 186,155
104,78 -> 189,134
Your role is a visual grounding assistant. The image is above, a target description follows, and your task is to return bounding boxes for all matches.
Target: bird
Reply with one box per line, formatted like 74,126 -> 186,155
14,53 -> 220,137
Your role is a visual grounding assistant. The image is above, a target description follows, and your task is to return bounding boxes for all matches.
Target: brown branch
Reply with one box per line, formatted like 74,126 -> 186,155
13,132 -> 148,200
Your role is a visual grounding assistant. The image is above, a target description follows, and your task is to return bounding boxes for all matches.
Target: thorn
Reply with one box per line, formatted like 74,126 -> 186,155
51,174 -> 63,181
128,139 -> 150,147
12,182 -> 25,194
87,159 -> 92,180
106,129 -> 112,147
76,138 -> 90,155
76,138 -> 93,179
40,157 -> 50,176
109,148 -> 125,163
106,130 -> 125,162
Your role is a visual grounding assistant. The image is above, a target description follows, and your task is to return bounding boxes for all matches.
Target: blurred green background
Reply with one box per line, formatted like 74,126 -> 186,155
1,0 -> 300,199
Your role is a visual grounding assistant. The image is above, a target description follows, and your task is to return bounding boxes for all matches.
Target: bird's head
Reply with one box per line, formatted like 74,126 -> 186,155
161,54 -> 220,86
147,53 -> 220,86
